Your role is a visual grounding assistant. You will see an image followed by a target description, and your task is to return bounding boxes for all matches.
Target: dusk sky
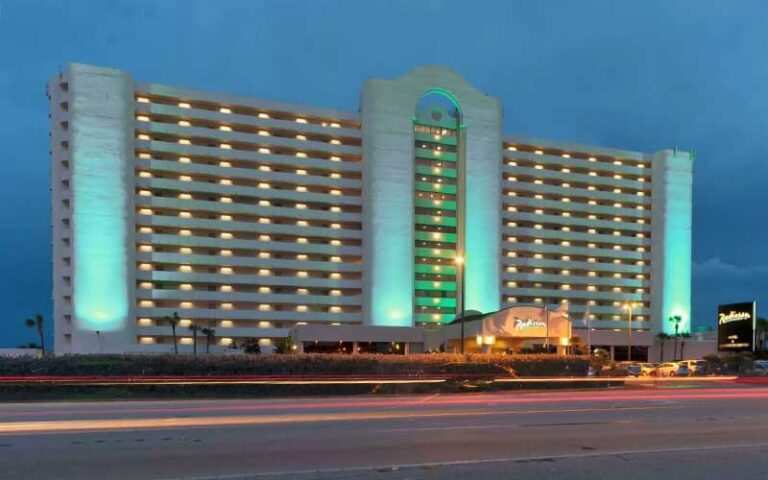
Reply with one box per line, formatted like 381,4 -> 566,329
1,0 -> 766,347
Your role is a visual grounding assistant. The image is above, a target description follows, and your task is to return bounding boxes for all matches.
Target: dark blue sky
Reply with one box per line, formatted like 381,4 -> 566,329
1,0 -> 766,347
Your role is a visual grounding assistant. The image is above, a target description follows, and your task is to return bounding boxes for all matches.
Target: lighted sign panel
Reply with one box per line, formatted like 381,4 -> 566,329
69,64 -> 135,349
717,302 -> 756,352
651,150 -> 693,334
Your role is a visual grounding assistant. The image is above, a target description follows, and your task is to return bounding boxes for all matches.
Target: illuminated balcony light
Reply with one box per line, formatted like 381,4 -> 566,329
178,139 -> 191,145
258,148 -> 271,154
296,134 -> 307,141
180,283 -> 193,291
138,134 -> 150,141
136,115 -> 150,122
259,235 -> 271,241
220,303 -> 233,310
220,267 -> 233,274
297,237 -> 308,244
220,214 -> 232,221
220,232 -> 234,239
138,152 -> 151,159
220,249 -> 232,256
330,206 -> 341,212
330,239 -> 341,246
179,265 -> 192,273
179,229 -> 192,236
179,156 -> 191,163
561,168 -> 571,173
258,112 -> 270,119
330,256 -> 342,262
138,208 -> 153,215
296,220 -> 308,227
330,273 -> 342,279
219,107 -> 232,114
220,143 -> 232,150
330,156 -> 341,162
258,183 -> 271,189
220,197 -> 233,203
534,150 -> 543,155
179,211 -> 191,218
296,254 -> 307,260
259,269 -> 272,276
258,304 -> 272,311
296,271 -> 308,278
534,165 -> 544,170
178,102 -> 191,109
330,122 -> 341,128
296,305 -> 308,312
178,120 -> 191,127
138,227 -> 153,234
295,117 -> 308,124
296,152 -> 308,158
139,263 -> 153,271
507,146 -> 517,151
258,130 -> 270,136
330,223 -> 341,229
330,139 -> 341,145
136,97 -> 150,103
138,189 -> 152,197
219,179 -> 233,185
296,203 -> 307,210
296,186 -> 307,192
330,189 -> 341,196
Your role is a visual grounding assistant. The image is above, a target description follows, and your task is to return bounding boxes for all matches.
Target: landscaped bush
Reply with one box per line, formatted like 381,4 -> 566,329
0,353 -> 593,378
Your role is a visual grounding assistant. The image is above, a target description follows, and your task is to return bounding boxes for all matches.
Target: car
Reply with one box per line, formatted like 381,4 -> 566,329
652,362 -> 690,377
679,360 -> 707,376
617,362 -> 642,377
638,363 -> 657,376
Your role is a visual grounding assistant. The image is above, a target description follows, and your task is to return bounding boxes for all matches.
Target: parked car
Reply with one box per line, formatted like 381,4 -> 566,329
617,362 -> 642,377
638,363 -> 657,376
679,360 -> 707,376
652,362 -> 690,377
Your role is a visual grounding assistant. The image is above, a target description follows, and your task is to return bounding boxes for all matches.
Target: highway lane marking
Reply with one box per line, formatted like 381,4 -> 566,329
153,441 -> 768,480
0,405 -> 671,436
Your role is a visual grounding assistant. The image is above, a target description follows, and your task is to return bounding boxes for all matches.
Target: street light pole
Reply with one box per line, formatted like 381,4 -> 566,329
623,303 -> 637,362
455,255 -> 465,354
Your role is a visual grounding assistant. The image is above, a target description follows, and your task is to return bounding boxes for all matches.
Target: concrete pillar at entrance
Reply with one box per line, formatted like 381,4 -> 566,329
352,342 -> 359,354
609,345 -> 615,360
295,340 -> 304,354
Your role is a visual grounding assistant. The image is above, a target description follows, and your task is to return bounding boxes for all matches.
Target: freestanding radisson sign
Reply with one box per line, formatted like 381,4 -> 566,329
717,302 -> 756,352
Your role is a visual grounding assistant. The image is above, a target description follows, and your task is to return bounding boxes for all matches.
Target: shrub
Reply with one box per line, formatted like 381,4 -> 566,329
0,353 -> 593,378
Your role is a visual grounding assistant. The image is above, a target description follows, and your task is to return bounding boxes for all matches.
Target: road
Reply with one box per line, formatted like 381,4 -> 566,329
1,385 -> 768,479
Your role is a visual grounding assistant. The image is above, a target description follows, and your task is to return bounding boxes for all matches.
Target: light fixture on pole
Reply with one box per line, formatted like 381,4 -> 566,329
455,255 -> 465,354
623,303 -> 637,362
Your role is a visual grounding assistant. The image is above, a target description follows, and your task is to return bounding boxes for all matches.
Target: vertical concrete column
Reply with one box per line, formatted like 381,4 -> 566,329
68,64 -> 136,353
650,150 -> 693,335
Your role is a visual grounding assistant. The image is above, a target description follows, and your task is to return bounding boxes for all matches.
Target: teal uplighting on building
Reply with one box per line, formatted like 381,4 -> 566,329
50,63 -> 692,355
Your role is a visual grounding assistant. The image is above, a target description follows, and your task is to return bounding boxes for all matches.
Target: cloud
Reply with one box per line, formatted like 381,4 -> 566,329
693,257 -> 768,280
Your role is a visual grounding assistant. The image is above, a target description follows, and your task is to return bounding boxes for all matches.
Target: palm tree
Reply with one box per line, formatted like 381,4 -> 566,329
201,327 -> 216,354
756,317 -> 768,351
656,332 -> 669,362
669,316 -> 682,360
25,314 -> 45,356
163,312 -> 180,355
679,332 -> 691,360
188,324 -> 201,355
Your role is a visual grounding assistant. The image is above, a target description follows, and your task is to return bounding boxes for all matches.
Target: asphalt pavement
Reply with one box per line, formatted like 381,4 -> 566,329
1,383 -> 767,480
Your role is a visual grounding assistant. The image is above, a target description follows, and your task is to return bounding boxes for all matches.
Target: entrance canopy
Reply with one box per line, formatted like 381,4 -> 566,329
444,304 -> 573,353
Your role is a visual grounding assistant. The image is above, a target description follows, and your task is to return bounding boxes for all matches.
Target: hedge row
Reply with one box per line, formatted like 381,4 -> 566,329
0,353 -> 595,377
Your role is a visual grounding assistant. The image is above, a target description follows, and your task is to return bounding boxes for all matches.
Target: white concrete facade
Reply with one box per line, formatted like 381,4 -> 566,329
48,63 -> 693,355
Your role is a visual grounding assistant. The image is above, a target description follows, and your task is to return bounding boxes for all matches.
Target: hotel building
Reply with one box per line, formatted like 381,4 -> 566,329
49,63 -> 692,356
